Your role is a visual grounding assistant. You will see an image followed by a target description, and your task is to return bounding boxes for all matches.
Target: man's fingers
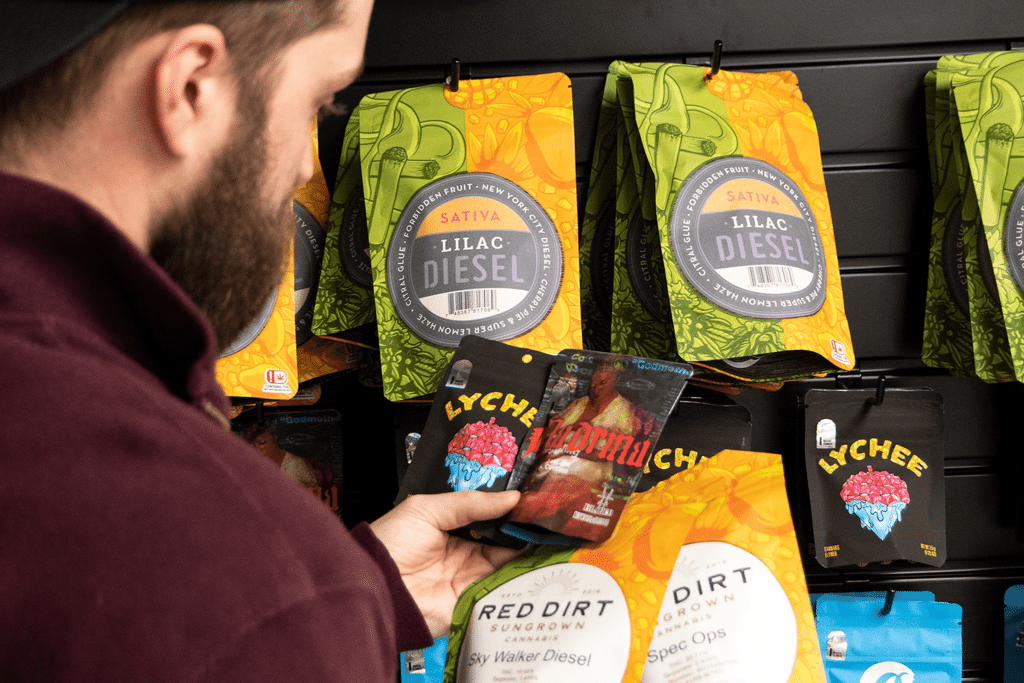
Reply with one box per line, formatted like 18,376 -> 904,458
409,490 -> 521,531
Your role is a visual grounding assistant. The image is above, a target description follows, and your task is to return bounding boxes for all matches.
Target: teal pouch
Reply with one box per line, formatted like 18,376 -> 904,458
815,594 -> 962,683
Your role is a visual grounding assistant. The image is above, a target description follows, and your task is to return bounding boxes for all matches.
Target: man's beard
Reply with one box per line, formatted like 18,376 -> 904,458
149,102 -> 293,353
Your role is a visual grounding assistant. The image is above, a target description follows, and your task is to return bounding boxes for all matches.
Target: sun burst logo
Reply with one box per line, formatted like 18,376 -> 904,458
528,569 -> 579,597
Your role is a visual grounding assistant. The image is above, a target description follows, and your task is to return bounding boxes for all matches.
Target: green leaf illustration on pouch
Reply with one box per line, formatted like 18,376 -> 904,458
610,64 -> 680,362
923,66 -> 975,377
312,107 -> 379,339
948,68 -> 1018,382
360,75 -> 582,401
953,60 -> 1024,383
579,72 -> 620,352
922,51 -> 1024,382
611,61 -> 855,384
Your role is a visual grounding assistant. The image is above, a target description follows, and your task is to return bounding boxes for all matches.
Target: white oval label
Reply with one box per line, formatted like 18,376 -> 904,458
386,172 -> 563,348
642,541 -> 798,683
670,158 -> 825,319
457,563 -> 630,682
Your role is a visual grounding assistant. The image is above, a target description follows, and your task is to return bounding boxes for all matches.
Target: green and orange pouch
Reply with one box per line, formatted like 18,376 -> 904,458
218,121 -> 358,402
951,59 -> 1024,383
358,73 -> 583,402
312,106 -> 379,347
924,52 -> 1024,382
802,387 -> 945,568
586,61 -> 855,387
579,72 -> 620,353
444,450 -> 826,683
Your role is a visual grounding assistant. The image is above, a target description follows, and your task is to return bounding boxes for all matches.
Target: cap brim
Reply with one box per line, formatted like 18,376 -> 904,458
0,2 -> 131,91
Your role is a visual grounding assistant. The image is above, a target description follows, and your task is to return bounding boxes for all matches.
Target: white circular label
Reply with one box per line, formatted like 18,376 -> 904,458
457,564 -> 630,682
386,172 -> 563,348
642,541 -> 798,683
670,158 -> 825,319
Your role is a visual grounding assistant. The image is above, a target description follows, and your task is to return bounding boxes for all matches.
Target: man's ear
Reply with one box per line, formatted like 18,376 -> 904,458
151,24 -> 234,159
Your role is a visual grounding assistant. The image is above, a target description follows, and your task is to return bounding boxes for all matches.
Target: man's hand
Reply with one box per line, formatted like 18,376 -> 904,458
370,490 -> 522,638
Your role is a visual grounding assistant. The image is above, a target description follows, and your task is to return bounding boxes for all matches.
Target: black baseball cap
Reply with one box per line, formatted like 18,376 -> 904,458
0,2 -> 133,91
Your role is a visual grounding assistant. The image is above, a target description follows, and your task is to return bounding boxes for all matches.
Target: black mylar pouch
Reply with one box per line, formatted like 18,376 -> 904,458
635,387 -> 752,493
234,408 -> 345,521
803,387 -> 946,567
395,335 -> 556,546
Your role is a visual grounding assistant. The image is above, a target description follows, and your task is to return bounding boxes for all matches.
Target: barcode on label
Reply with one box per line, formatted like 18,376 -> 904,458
448,289 -> 498,315
747,265 -> 795,288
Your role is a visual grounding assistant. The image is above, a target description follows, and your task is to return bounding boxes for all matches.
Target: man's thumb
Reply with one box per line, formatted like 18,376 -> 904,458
416,489 -> 521,531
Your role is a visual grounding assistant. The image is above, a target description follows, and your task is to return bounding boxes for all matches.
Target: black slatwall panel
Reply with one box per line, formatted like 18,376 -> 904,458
323,4 -> 1024,680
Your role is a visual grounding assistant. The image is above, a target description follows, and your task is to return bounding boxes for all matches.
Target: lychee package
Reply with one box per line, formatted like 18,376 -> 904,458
359,73 -> 582,401
395,335 -> 555,544
814,594 -> 962,683
635,386 -> 751,492
502,350 -> 692,545
445,450 -> 825,683
803,387 -> 946,567
612,61 -> 855,384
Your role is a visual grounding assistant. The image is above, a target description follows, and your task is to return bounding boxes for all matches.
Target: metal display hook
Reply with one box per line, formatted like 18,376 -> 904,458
879,589 -> 897,617
704,40 -> 724,82
446,58 -> 461,92
869,375 -> 886,407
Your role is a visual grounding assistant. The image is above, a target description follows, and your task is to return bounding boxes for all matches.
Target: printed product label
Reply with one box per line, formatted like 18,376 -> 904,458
261,368 -> 292,395
626,208 -> 670,321
339,187 -> 373,287
293,201 -> 325,345
1005,182 -> 1024,295
941,199 -> 970,315
456,563 -> 630,682
669,158 -> 825,319
642,541 -> 798,683
386,172 -> 563,348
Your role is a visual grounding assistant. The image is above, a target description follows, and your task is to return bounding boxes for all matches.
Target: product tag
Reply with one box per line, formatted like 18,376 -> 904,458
803,388 -> 946,567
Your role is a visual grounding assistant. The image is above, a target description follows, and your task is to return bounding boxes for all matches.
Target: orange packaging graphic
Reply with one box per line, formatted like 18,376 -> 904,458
217,121 -> 358,398
445,450 -> 824,683
215,249 -> 299,400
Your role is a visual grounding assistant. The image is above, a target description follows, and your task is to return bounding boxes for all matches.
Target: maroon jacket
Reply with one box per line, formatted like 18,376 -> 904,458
0,171 -> 431,681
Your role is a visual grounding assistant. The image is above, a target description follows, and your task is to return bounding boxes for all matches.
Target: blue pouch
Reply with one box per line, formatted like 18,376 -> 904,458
814,595 -> 962,683
401,637 -> 448,683
810,591 -> 935,615
1005,585 -> 1024,682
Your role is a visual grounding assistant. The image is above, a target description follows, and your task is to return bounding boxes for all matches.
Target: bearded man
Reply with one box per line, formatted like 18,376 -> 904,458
0,2 -> 519,681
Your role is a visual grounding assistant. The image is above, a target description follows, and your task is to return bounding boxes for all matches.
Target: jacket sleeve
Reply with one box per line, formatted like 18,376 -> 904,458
349,521 -> 435,653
